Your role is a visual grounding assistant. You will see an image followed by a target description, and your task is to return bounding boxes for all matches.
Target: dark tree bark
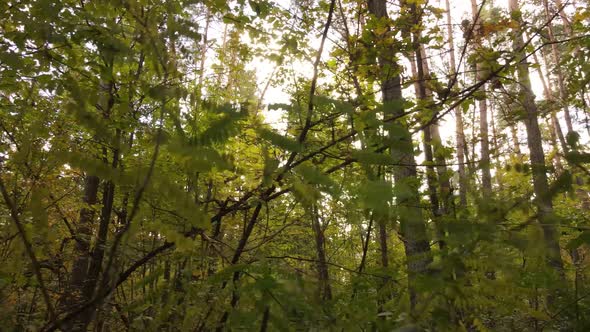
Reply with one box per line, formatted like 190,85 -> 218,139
59,174 -> 99,329
311,205 -> 332,301
60,73 -> 118,331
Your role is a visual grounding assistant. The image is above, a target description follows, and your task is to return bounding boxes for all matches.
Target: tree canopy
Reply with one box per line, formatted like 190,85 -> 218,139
1,0 -> 590,330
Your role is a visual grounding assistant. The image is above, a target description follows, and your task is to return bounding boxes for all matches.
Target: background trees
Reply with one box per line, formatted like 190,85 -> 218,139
0,0 -> 589,330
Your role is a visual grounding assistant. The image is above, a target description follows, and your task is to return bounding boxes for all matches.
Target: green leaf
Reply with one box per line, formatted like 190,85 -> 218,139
262,147 -> 279,186
258,128 -> 302,152
351,150 -> 394,165
381,99 -> 404,115
198,110 -> 245,145
292,180 -> 321,206
359,179 -> 393,213
315,95 -> 354,114
30,189 -> 49,240
565,151 -> 590,164
295,164 -> 337,195
546,170 -> 572,198
56,151 -> 124,182
566,231 -> 590,250
267,103 -> 291,111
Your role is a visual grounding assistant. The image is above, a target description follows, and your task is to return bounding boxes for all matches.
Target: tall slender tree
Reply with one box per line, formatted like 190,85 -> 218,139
470,0 -> 493,197
445,0 -> 468,207
509,0 -> 564,283
367,0 -> 432,311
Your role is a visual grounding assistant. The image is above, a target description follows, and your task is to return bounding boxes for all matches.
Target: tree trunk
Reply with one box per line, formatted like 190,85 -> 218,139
368,0 -> 432,311
489,103 -> 504,190
409,50 -> 441,224
59,63 -> 118,329
509,0 -> 564,283
510,125 -> 523,157
410,43 -> 451,248
60,174 -> 99,329
445,0 -> 467,207
312,205 -> 332,301
543,0 -> 575,136
470,0 -> 492,197
531,46 -> 566,173
420,47 -> 453,220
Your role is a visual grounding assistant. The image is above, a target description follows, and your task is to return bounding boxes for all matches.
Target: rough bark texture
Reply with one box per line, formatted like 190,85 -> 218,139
509,0 -> 564,280
60,74 -> 118,330
60,174 -> 99,329
368,0 -> 432,310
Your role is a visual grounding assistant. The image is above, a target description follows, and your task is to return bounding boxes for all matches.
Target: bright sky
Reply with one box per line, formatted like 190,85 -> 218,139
212,0 -> 583,157
254,0 -> 543,140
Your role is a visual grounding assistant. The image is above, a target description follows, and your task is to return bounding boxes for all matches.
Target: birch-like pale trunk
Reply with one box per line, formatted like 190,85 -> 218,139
445,0 -> 468,207
470,0 -> 492,197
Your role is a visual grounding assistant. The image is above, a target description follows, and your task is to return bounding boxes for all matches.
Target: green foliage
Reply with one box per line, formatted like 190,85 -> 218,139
295,163 -> 338,196
0,0 -> 588,331
257,127 -> 303,152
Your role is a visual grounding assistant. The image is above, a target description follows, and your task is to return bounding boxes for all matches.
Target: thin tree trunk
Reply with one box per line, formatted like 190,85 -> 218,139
531,46 -> 567,171
259,306 -> 270,332
410,44 -> 449,248
509,0 -> 564,287
378,219 -> 388,269
197,9 -> 210,102
470,0 -> 492,197
543,0 -> 574,135
215,204 -> 263,331
409,51 -> 441,224
510,125 -> 523,157
85,83 -> 119,300
554,0 -> 573,33
549,116 -> 564,174
445,0 -> 467,207
489,103 -> 504,190
479,100 -> 492,195
420,47 -> 453,220
311,205 -> 332,301
358,212 -> 374,274
335,1 -> 389,279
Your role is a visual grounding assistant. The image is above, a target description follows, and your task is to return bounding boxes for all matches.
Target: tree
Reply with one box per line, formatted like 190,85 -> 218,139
366,0 -> 433,314
1,0 -> 590,330
509,0 -> 565,292
470,0 -> 493,198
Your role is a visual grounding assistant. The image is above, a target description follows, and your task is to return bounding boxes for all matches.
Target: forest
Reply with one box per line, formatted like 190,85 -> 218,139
1,0 -> 590,330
